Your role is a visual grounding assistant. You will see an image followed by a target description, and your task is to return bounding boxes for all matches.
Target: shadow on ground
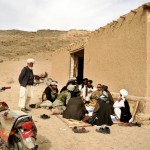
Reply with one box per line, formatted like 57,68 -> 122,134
36,134 -> 51,150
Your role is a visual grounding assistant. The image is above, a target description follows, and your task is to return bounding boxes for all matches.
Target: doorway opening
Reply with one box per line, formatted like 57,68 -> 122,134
70,49 -> 84,85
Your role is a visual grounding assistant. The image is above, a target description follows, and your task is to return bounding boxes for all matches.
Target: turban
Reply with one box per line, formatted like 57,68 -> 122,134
27,58 -> 35,64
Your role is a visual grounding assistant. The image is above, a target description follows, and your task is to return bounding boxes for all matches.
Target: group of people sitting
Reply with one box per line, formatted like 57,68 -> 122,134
33,77 -> 140,134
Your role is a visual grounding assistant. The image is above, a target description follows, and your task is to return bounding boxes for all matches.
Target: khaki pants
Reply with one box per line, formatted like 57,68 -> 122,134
52,100 -> 66,114
18,85 -> 33,108
40,100 -> 52,107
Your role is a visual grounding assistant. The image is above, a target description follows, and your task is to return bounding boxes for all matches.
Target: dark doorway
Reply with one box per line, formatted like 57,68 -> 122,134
70,49 -> 84,84
77,57 -> 84,84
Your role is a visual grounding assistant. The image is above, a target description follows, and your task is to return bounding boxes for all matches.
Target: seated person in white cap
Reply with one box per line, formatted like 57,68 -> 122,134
60,77 -> 77,93
35,81 -> 59,108
51,84 -> 76,114
18,58 -> 35,113
113,89 -> 132,123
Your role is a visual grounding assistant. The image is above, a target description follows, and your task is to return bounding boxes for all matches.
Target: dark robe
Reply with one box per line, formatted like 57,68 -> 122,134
107,91 -> 114,115
18,66 -> 34,87
120,100 -> 132,122
63,96 -> 87,121
93,100 -> 113,126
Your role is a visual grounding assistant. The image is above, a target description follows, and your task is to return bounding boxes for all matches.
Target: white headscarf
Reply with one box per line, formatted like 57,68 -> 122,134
120,89 -> 128,99
27,58 -> 35,64
50,81 -> 58,86
67,85 -> 76,91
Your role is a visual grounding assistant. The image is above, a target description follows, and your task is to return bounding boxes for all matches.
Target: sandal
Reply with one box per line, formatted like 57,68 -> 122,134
40,114 -> 50,119
72,126 -> 89,133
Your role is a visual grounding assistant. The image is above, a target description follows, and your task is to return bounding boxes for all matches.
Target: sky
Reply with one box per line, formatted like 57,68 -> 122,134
0,0 -> 149,31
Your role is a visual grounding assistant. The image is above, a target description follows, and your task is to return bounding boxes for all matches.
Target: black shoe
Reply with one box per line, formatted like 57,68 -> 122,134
40,114 -> 50,119
136,122 -> 141,127
25,108 -> 30,111
21,108 -> 29,113
96,127 -> 110,134
131,122 -> 141,127
29,104 -> 36,108
43,114 -> 50,119
104,127 -> 110,134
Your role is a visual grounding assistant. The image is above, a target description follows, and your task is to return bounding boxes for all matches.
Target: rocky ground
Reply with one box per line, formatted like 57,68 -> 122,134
0,29 -> 90,61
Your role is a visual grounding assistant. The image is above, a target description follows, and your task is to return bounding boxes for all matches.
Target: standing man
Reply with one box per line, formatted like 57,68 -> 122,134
18,58 -> 35,112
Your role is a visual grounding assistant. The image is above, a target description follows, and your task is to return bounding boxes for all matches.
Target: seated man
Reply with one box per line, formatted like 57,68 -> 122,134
80,79 -> 96,102
60,77 -> 77,93
51,84 -> 76,114
101,85 -> 114,115
113,89 -> 132,123
63,90 -> 88,121
89,84 -> 102,107
92,89 -> 113,134
35,81 -> 58,108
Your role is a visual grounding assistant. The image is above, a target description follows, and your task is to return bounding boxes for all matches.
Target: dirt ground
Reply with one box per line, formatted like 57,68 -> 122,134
0,53 -> 150,150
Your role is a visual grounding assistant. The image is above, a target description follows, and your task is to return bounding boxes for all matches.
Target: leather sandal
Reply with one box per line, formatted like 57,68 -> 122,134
72,126 -> 89,133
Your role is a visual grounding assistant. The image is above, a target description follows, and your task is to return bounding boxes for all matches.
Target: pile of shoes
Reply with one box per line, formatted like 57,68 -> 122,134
72,126 -> 89,133
40,114 -> 50,119
96,127 -> 110,134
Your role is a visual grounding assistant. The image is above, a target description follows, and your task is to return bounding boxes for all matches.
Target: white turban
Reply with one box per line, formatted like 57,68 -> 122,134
67,84 -> 76,91
27,58 -> 35,64
50,81 -> 58,86
120,89 -> 128,98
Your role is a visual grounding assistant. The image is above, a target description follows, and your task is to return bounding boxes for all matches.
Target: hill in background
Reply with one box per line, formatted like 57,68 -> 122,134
0,29 -> 91,60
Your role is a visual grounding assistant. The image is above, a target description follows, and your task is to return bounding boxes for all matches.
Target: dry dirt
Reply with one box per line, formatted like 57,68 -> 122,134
0,52 -> 150,150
